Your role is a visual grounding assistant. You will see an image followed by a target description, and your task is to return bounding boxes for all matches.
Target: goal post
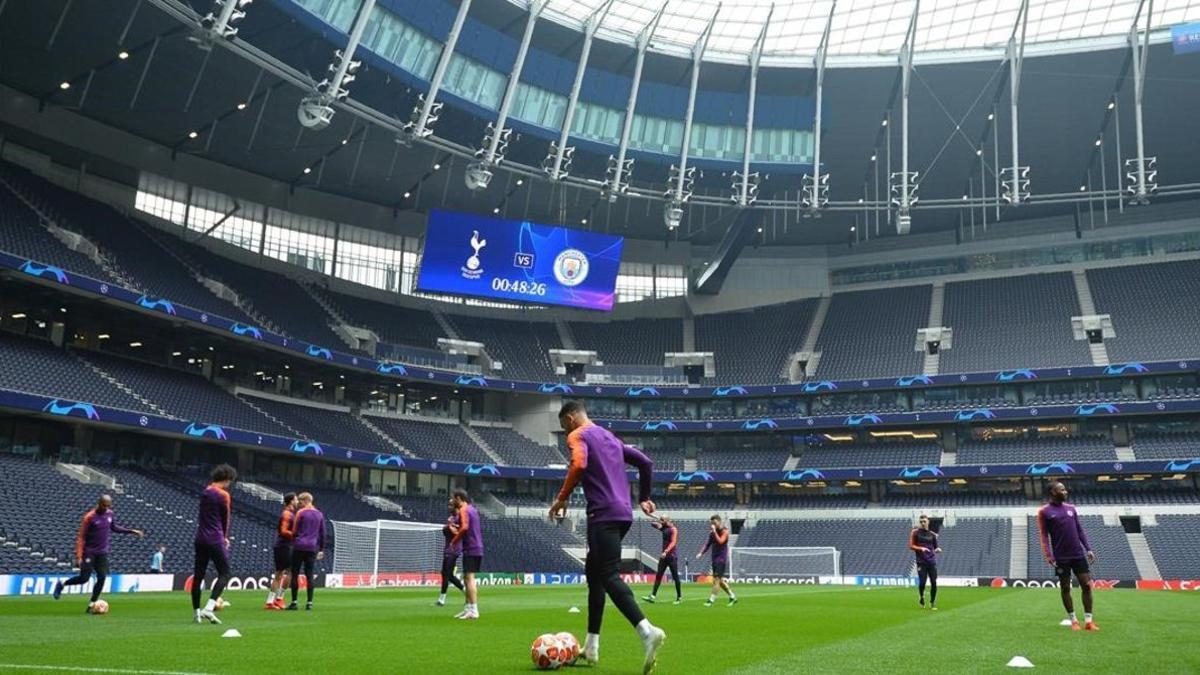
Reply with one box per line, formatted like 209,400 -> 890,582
331,520 -> 445,588
730,546 -> 841,579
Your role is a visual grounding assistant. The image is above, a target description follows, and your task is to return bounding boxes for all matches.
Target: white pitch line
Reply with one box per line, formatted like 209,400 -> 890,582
0,664 -> 213,675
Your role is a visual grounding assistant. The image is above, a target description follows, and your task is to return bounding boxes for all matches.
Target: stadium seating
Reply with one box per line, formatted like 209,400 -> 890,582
79,351 -> 292,436
938,273 -> 1091,374
0,182 -> 113,283
570,318 -> 682,367
696,447 -> 790,471
444,313 -> 560,381
237,395 -> 386,451
1142,516 -> 1200,579
739,519 -> 915,575
1026,515 -> 1140,580
1130,430 -> 1200,460
881,491 -> 1026,507
1088,260 -> 1200,363
481,517 -> 584,572
472,426 -> 565,467
814,285 -> 930,380
365,416 -> 492,464
934,519 -> 1011,577
313,288 -> 446,351
797,441 -> 942,469
0,333 -> 151,414
750,494 -> 868,509
956,436 -> 1115,465
696,299 -> 819,385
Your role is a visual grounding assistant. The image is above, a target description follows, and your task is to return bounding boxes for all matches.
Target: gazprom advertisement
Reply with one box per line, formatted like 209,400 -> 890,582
417,210 -> 624,311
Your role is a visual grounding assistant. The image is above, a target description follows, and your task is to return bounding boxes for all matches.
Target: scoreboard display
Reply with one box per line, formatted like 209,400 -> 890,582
417,210 -> 624,311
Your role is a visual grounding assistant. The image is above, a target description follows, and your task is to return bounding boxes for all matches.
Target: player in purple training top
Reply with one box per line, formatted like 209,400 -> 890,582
1037,481 -> 1099,631
550,400 -> 665,674
287,492 -> 325,611
908,514 -> 943,610
643,516 -> 682,605
53,494 -> 144,612
193,464 -> 236,625
436,497 -> 466,607
697,514 -> 737,607
449,488 -> 483,620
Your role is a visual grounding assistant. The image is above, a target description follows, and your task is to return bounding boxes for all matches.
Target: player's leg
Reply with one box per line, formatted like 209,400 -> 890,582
599,522 -> 665,674
1055,564 -> 1079,629
288,550 -> 302,608
88,555 -> 109,607
56,557 -> 94,600
645,558 -> 668,601
303,553 -> 316,607
917,564 -> 928,606
191,542 -> 210,612
583,523 -> 607,661
669,559 -> 682,602
719,575 -> 737,604
927,564 -> 938,609
1077,569 -> 1098,630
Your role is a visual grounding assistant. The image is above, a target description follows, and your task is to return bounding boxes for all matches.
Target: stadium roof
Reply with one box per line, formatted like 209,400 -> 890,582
531,0 -> 1200,64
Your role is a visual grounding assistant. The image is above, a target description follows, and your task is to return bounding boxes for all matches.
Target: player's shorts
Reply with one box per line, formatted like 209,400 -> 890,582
82,554 -> 110,578
711,562 -> 728,578
916,562 -> 937,573
1055,558 -> 1090,577
273,544 -> 293,571
463,555 -> 483,574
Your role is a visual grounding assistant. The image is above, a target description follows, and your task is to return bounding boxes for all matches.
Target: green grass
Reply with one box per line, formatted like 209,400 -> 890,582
0,585 -> 1197,674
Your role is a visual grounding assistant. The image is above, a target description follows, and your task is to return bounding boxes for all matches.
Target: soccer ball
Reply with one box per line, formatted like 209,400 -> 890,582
531,633 -> 567,670
214,598 -> 230,612
555,632 -> 580,666
91,600 -> 109,615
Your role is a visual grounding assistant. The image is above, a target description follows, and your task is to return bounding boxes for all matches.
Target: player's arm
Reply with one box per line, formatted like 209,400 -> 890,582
908,529 -> 925,553
697,535 -> 711,559
74,511 -> 92,562
110,518 -> 144,538
933,532 -> 942,554
316,517 -> 326,560
1036,508 -> 1054,565
663,528 -> 678,557
623,443 -> 655,516
450,505 -> 469,545
220,491 -> 232,546
550,430 -> 587,518
714,528 -> 729,546
1074,513 -> 1095,562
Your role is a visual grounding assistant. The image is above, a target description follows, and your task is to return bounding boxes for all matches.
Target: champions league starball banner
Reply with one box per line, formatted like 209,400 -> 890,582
0,573 -> 174,596
417,210 -> 624,311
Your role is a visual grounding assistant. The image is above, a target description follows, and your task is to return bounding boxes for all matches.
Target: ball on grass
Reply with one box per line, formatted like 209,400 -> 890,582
531,633 -> 568,670
91,600 -> 109,615
555,632 -> 580,666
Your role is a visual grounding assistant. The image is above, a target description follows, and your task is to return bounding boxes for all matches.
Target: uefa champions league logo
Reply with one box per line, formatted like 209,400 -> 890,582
461,230 -> 486,280
553,249 -> 589,287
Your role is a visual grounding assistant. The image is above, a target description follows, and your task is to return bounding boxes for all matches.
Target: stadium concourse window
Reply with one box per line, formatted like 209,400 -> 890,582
616,263 -> 686,303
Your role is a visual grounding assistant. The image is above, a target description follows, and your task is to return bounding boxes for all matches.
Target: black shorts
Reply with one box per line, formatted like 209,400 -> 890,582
462,555 -> 483,574
81,554 -> 110,578
917,562 -> 937,573
274,544 -> 293,571
711,562 -> 727,578
194,541 -> 231,578
1055,558 -> 1090,577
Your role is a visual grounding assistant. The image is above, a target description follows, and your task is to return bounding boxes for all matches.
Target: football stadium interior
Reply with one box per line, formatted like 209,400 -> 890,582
1,0 -> 1199,672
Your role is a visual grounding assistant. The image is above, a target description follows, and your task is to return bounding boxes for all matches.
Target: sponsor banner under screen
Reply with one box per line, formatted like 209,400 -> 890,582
173,573 -> 325,592
1136,579 -> 1200,591
0,573 -> 173,596
980,577 -> 1132,589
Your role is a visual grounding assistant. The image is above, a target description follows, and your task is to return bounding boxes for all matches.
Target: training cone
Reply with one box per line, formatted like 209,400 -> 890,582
221,629 -> 242,638
568,606 -> 581,614
1006,656 -> 1034,668
1059,619 -> 1074,626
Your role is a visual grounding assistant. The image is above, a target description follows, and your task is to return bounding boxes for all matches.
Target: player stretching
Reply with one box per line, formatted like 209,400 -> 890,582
697,515 -> 737,607
287,492 -> 325,611
643,516 -> 682,604
436,497 -> 465,607
53,495 -> 144,612
550,400 -> 665,674
1038,481 -> 1099,631
193,464 -> 236,625
449,489 -> 483,619
909,515 -> 943,610
266,493 -> 296,610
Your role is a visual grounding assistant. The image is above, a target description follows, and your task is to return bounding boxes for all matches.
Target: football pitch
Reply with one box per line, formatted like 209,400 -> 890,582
1,585 -> 1197,674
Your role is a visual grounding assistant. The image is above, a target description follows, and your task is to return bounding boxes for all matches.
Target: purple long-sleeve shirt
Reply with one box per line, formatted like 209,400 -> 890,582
556,423 -> 653,524
195,484 -> 232,547
443,514 -> 463,557
910,527 -> 939,565
1037,501 -> 1092,562
75,509 -> 134,559
291,506 -> 326,553
699,526 -> 730,565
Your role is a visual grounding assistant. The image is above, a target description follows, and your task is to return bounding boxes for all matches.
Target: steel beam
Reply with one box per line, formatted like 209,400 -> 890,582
734,5 -> 773,208
802,1 -> 835,214
665,6 -> 720,228
603,2 -> 665,201
546,0 -> 614,181
404,0 -> 474,142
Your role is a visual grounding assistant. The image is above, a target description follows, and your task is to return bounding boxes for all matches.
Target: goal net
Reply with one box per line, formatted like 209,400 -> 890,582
730,547 -> 841,579
331,520 -> 445,588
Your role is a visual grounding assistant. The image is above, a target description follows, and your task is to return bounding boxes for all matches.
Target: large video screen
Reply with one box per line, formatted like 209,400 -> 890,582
417,210 -> 624,311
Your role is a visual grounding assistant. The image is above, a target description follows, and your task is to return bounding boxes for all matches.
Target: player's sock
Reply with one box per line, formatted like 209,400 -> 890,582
437,593 -> 447,604
708,594 -> 716,603
266,590 -> 275,604
1084,613 -> 1093,623
204,599 -> 217,612
583,633 -> 600,664
1068,612 -> 1077,622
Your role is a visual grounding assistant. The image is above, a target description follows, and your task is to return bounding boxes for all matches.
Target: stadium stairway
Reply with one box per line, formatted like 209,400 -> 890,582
555,320 -> 577,350
300,282 -> 362,352
1009,516 -> 1028,578
357,415 -> 417,458
460,425 -> 506,465
430,306 -> 459,340
1126,531 -> 1162,580
924,282 -> 944,377
1072,269 -> 1110,366
75,355 -> 172,418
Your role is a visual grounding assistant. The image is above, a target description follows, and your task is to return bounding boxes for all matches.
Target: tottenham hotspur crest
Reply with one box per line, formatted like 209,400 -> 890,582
461,230 -> 487,280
